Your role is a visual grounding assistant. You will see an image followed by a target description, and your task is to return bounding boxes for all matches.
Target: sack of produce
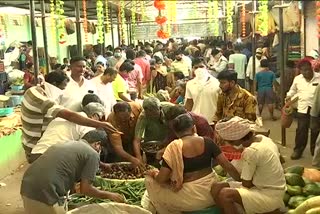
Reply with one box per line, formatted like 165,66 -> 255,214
67,202 -> 151,214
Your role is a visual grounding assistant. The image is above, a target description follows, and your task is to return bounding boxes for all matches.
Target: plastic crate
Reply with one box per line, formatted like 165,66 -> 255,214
220,145 -> 242,160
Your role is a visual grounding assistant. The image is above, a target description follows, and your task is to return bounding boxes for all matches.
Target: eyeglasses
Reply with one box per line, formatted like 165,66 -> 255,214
194,65 -> 205,69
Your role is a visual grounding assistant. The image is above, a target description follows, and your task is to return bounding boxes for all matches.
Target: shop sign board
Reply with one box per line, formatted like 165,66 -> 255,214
134,22 -> 221,40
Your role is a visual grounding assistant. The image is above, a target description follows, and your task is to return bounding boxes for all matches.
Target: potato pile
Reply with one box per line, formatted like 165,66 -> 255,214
100,163 -> 153,180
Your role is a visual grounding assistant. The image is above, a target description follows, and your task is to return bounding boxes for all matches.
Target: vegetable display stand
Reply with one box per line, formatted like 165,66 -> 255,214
67,202 -> 151,214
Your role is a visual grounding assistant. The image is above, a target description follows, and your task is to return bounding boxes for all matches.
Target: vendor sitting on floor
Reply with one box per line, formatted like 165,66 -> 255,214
106,101 -> 144,168
211,116 -> 286,214
142,113 -> 240,214
21,130 -> 124,214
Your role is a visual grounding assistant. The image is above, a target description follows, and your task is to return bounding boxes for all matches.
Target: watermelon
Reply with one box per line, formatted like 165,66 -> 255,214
285,165 -> 304,176
288,196 -> 307,208
285,173 -> 305,187
287,184 -> 302,196
302,183 -> 320,196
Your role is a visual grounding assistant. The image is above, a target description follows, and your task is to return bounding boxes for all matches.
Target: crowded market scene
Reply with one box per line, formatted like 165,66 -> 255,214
0,0 -> 320,213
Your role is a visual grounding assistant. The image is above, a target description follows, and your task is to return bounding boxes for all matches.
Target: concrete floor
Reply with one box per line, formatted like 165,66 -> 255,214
0,110 -> 315,214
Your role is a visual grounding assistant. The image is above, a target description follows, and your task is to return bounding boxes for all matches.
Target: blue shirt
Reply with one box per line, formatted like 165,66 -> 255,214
255,70 -> 276,92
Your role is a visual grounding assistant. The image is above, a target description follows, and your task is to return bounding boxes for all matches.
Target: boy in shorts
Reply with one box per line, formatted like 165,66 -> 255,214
254,59 -> 277,120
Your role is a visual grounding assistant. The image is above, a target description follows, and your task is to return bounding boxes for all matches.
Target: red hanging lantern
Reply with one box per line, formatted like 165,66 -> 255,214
155,15 -> 167,25
154,0 -> 166,10
157,29 -> 169,39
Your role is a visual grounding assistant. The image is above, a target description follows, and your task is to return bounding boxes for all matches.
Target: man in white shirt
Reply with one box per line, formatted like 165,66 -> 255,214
31,102 -> 106,160
208,49 -> 228,78
61,56 -> 97,112
286,58 -> 320,160
185,58 -> 220,122
91,67 -> 118,117
172,50 -> 191,78
229,45 -> 247,89
212,117 -> 286,214
246,48 -> 265,92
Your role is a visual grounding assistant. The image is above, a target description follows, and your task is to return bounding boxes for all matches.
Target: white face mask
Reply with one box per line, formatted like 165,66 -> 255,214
194,68 -> 209,85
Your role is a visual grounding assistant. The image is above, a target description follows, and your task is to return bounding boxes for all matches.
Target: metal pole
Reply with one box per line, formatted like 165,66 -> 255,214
40,0 -> 50,74
129,21 -> 133,45
252,0 -> 256,94
110,7 -> 115,47
223,0 -> 227,41
126,23 -> 130,45
117,7 -> 121,46
75,0 -> 82,56
29,0 -> 39,84
279,5 -> 286,146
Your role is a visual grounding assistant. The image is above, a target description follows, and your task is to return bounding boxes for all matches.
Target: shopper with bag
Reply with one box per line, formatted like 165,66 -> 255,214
286,58 -> 320,160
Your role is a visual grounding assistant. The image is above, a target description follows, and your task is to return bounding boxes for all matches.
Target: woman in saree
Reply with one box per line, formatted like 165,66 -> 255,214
142,113 -> 240,214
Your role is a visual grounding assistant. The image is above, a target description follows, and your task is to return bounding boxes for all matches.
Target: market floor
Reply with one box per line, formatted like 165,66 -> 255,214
0,110 -> 315,214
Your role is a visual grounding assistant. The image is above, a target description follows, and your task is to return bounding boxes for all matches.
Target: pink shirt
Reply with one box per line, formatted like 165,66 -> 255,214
127,64 -> 143,89
134,57 -> 151,85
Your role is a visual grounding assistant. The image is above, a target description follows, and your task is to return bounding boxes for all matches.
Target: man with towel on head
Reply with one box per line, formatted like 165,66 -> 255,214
211,116 -> 286,214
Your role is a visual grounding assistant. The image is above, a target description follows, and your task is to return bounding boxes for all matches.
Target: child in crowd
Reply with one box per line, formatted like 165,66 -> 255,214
254,59 -> 277,120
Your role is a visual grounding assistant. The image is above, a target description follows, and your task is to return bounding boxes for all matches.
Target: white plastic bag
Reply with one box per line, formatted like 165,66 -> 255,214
67,202 -> 152,214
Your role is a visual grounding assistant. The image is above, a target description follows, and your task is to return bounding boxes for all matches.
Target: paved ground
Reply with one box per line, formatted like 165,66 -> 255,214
0,110 -> 315,213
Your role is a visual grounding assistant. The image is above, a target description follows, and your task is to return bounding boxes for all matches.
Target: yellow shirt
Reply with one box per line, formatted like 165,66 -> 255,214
112,74 -> 129,101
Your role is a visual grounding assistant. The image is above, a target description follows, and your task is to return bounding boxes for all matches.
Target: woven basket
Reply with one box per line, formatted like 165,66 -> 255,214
65,19 -> 75,35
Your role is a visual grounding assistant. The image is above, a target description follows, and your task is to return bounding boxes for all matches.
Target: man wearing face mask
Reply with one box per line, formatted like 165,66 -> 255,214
114,48 -> 126,70
214,70 -> 257,123
108,47 -> 125,69
171,50 -> 191,78
112,60 -> 134,102
185,57 -> 220,123
208,49 -> 228,78
21,130 -> 124,214
211,116 -> 285,214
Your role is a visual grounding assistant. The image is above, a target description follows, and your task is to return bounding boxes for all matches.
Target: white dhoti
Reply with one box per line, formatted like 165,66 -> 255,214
142,172 -> 218,214
229,181 -> 285,214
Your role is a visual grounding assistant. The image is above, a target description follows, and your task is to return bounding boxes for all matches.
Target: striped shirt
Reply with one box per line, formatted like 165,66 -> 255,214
21,86 -> 64,159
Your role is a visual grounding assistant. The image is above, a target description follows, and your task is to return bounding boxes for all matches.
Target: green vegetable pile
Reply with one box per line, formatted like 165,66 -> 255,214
69,176 -> 146,208
213,165 -> 228,181
11,77 -> 24,86
284,166 -> 320,211
69,163 -> 154,209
